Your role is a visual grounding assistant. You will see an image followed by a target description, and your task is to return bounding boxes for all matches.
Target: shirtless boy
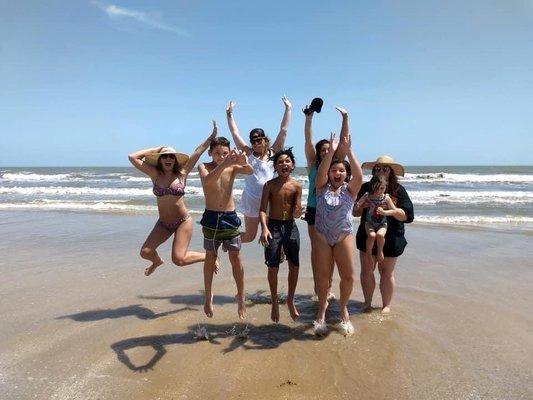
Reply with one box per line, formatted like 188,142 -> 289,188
198,136 -> 253,319
258,148 -> 303,322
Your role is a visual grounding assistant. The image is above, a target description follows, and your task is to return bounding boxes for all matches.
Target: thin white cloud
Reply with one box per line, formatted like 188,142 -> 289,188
93,2 -> 190,36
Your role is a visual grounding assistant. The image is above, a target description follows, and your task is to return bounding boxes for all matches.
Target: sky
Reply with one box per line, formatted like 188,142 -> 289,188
1,0 -> 532,166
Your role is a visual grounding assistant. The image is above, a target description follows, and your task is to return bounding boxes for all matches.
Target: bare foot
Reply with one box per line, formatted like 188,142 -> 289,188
144,258 -> 164,276
362,302 -> 372,313
214,256 -> 220,274
271,302 -> 280,323
377,251 -> 385,263
287,297 -> 299,321
204,293 -> 214,318
236,295 -> 246,319
381,306 -> 391,314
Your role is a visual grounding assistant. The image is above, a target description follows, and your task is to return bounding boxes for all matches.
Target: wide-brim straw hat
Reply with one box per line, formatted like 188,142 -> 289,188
144,147 -> 189,167
361,155 -> 405,177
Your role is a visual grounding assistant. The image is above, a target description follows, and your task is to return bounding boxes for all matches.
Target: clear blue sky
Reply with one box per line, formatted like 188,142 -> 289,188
1,0 -> 532,166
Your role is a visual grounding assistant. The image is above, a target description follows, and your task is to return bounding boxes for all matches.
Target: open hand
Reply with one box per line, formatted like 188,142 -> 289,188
282,95 -> 292,109
329,132 -> 339,153
259,230 -> 272,246
209,120 -> 218,140
335,106 -> 348,116
226,101 -> 235,115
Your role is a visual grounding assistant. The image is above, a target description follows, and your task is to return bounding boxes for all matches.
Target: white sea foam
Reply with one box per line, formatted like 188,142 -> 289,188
402,173 -> 533,184
409,190 -> 533,205
1,172 -> 77,182
0,186 -> 208,197
0,201 -> 157,212
415,215 -> 533,226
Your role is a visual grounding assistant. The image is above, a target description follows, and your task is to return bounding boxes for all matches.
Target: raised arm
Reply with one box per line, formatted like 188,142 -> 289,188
232,148 -> 254,176
347,146 -> 363,198
182,121 -> 217,176
226,101 -> 250,154
334,107 -> 350,161
315,132 -> 338,191
128,146 -> 164,178
271,96 -> 292,152
198,149 -> 236,184
303,110 -> 316,169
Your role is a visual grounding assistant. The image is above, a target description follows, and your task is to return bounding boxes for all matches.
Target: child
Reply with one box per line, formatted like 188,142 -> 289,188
313,121 -> 362,336
355,175 -> 397,263
198,136 -> 253,319
258,148 -> 303,323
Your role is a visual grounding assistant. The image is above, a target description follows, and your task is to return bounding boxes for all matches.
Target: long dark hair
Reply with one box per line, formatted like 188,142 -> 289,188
372,166 -> 399,197
314,139 -> 329,167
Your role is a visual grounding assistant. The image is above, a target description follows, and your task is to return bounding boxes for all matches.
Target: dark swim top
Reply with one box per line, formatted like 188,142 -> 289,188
153,179 -> 185,197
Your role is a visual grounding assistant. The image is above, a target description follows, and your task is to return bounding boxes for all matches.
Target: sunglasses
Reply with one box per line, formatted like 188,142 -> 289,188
250,137 -> 264,144
374,165 -> 390,172
160,154 -> 176,160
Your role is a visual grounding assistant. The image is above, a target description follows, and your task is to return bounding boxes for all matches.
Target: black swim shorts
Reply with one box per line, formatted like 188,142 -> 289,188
264,218 -> 300,268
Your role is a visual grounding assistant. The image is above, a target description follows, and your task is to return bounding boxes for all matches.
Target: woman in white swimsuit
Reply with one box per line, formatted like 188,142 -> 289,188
225,97 -> 292,242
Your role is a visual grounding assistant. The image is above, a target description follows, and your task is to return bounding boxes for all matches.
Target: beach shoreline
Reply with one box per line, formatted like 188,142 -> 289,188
1,211 -> 532,399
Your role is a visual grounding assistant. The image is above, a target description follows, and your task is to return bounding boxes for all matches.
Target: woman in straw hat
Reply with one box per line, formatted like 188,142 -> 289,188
353,155 -> 414,314
128,121 -> 219,276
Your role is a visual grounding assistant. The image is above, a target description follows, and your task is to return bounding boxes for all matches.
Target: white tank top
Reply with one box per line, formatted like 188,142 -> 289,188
243,152 -> 274,199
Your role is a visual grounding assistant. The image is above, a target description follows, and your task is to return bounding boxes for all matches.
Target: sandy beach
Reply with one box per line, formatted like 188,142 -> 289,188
1,210 -> 532,399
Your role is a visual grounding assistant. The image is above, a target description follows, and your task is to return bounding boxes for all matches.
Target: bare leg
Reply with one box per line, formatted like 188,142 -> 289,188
365,223 -> 377,264
229,250 -> 246,319
267,267 -> 280,323
287,261 -> 300,321
203,250 -> 217,318
309,225 -> 334,297
140,221 -> 173,276
240,216 -> 260,243
171,218 -> 206,267
308,225 -> 319,296
333,234 -> 355,323
359,251 -> 377,312
314,232 -> 333,323
378,257 -> 397,313
375,227 -> 387,263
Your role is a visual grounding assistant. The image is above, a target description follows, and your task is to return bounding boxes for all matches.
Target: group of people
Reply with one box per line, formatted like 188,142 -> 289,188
128,97 -> 414,336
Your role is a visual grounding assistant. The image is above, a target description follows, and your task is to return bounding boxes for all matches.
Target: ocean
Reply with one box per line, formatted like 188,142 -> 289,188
1,165 -> 532,231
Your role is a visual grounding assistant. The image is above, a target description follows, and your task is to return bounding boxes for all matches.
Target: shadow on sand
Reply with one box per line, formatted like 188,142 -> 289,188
108,292 -> 365,372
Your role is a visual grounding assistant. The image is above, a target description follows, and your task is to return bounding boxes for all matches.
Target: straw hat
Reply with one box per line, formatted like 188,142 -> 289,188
361,155 -> 405,177
144,147 -> 189,167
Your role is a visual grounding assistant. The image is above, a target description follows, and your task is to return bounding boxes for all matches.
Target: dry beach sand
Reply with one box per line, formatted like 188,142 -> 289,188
1,211 -> 532,399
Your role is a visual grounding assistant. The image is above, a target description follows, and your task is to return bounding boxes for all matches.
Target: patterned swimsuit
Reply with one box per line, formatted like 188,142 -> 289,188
315,183 -> 355,246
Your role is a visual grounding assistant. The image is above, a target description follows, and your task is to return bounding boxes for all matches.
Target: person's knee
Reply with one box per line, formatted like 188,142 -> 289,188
368,231 -> 376,239
172,254 -> 186,267
140,247 -> 153,259
228,251 -> 241,264
376,231 -> 386,239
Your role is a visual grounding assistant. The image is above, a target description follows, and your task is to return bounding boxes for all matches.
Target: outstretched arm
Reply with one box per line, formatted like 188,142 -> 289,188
315,132 -> 338,191
182,121 -> 217,176
271,96 -> 292,152
347,145 -> 363,198
128,146 -> 164,178
226,101 -> 250,154
303,110 -> 316,169
198,149 -> 237,184
232,148 -> 253,175
334,107 -> 350,160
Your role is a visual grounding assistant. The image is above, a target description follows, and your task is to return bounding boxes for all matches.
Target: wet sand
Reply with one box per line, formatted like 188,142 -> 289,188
1,211 -> 532,399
